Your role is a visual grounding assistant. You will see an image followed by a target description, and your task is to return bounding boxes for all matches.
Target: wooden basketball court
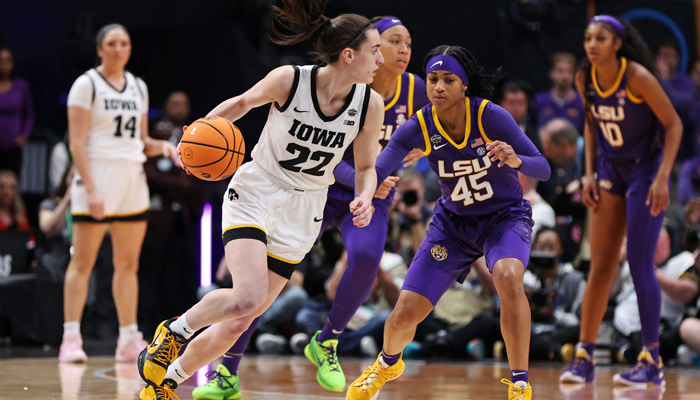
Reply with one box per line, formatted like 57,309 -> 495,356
0,355 -> 697,399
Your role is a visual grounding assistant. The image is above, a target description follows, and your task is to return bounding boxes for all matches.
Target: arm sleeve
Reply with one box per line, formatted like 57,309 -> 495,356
333,160 -> 356,188
67,75 -> 94,111
19,79 -> 34,137
376,116 -> 426,183
412,76 -> 430,112
482,103 -> 551,181
137,78 -> 149,115
678,160 -> 699,205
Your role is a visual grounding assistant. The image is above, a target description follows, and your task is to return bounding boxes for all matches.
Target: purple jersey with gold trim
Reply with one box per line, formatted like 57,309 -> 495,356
376,97 -> 550,216
340,72 -> 428,169
534,90 -> 585,132
590,57 -> 664,159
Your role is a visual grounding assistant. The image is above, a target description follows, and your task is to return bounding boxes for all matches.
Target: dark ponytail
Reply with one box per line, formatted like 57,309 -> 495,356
271,0 -> 375,64
580,18 -> 656,127
422,45 -> 502,98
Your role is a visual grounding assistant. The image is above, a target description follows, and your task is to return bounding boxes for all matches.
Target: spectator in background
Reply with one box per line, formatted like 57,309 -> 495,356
500,80 -> 540,150
0,47 -> 34,178
38,164 -> 74,274
678,154 -> 700,206
0,170 -> 31,232
519,172 -> 555,240
657,40 -> 696,161
388,169 -> 432,266
533,52 -> 585,133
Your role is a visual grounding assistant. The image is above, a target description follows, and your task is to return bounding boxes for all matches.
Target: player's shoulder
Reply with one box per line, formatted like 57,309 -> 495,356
267,65 -> 299,83
625,59 -> 653,81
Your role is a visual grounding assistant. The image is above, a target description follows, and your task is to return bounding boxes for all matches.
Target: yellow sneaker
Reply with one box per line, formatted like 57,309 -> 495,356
501,379 -> 532,400
138,319 -> 186,386
140,383 -> 180,400
346,354 -> 405,400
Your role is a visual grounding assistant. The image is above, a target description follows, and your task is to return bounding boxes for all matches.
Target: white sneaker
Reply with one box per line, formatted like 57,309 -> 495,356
59,332 -> 88,363
360,336 -> 378,357
290,332 -> 310,355
255,333 -> 287,354
115,331 -> 149,362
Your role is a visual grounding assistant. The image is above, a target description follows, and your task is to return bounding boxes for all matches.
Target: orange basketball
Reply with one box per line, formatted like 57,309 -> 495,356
180,116 -> 245,181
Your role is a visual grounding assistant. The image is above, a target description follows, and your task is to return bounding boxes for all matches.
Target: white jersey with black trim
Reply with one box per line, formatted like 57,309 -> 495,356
250,65 -> 371,191
67,68 -> 147,163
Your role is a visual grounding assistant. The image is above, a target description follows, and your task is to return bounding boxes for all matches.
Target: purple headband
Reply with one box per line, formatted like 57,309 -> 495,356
425,55 -> 469,86
589,15 -> 625,39
374,17 -> 403,34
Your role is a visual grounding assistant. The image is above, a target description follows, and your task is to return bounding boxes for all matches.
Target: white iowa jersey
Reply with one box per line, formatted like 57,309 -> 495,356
251,65 -> 371,191
67,68 -> 147,163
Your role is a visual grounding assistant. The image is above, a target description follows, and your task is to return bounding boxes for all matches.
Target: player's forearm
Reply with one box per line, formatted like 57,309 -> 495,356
355,167 -> 377,201
584,121 -> 598,178
207,96 -> 249,122
143,136 -> 165,157
657,116 -> 682,179
656,272 -> 698,304
69,141 -> 97,193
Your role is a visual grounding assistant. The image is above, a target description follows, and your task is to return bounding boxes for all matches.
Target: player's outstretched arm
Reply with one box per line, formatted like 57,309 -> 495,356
350,90 -> 383,227
206,66 -> 297,123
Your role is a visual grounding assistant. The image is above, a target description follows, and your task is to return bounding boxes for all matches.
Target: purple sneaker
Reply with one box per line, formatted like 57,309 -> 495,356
613,350 -> 665,388
560,348 -> 595,383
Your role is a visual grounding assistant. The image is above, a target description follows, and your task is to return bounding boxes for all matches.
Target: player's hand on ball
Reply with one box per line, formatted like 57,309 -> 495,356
486,141 -> 522,169
350,196 -> 374,227
87,189 -> 105,220
176,141 -> 191,175
375,176 -> 400,199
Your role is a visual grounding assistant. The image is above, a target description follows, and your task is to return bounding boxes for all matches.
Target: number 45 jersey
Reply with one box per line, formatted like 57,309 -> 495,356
67,68 -> 147,163
251,65 -> 371,191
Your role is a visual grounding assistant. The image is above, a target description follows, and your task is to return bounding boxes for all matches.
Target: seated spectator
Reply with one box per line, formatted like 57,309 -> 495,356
613,228 -> 699,363
37,164 -> 74,274
525,228 -> 586,361
533,52 -> 585,133
388,169 -> 433,266
519,172 -> 555,239
0,169 -> 30,232
500,80 -> 540,150
678,301 -> 700,365
0,47 -> 34,178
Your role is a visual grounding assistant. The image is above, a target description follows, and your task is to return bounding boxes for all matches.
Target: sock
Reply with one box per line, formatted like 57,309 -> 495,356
169,312 -> 195,340
511,370 -> 529,385
119,324 -> 138,343
379,349 -> 401,368
577,341 -> 596,358
644,345 -> 660,363
221,317 -> 260,375
165,358 -> 191,386
63,321 -> 80,337
318,319 -> 343,342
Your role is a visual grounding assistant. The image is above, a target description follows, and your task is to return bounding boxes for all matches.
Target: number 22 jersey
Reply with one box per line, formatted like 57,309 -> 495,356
251,65 -> 371,191
67,68 -> 147,163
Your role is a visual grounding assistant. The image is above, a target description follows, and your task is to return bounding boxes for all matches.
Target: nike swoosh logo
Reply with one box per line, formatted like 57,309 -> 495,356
183,327 -> 191,334
430,61 -> 443,68
332,329 -> 343,334
294,107 -> 309,113
314,217 -> 323,222
190,127 -> 196,135
175,369 -> 185,378
513,372 -> 526,376
392,19 -> 400,23
433,143 -> 448,150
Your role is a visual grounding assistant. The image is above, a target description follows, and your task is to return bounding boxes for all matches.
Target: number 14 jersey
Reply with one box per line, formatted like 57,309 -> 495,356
251,65 -> 371,191
67,68 -> 148,163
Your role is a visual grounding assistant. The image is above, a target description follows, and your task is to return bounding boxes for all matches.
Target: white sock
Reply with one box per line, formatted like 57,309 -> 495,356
169,311 -> 195,340
119,323 -> 138,343
164,359 -> 191,385
63,321 -> 80,337
379,355 -> 389,369
514,381 -> 528,390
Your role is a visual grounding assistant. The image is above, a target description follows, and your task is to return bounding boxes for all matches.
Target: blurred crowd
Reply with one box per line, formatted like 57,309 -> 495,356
1,40 -> 700,367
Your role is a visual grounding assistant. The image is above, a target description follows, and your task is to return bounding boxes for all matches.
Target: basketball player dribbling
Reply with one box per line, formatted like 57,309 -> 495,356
191,15 -> 430,399
345,45 -> 551,400
560,15 -> 682,388
60,23 -> 180,364
136,1 -> 386,398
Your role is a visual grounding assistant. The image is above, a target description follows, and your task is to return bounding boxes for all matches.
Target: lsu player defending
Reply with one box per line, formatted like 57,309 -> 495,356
191,15 -> 429,399
60,24 -> 179,363
137,0 -> 386,398
560,16 -> 681,387
346,45 -> 550,400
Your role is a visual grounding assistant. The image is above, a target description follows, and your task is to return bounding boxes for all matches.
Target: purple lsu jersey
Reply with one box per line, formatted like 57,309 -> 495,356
340,72 -> 428,169
590,57 -> 664,159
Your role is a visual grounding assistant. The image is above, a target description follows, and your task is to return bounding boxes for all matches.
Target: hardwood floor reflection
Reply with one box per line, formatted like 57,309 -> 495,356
0,356 -> 697,399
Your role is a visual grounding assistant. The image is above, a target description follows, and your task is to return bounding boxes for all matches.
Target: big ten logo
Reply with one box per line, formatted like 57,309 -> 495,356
438,156 -> 494,206
378,125 -> 394,141
0,254 -> 13,277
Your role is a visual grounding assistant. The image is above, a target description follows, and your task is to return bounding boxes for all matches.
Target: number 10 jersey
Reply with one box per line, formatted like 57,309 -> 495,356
251,65 -> 371,191
67,68 -> 147,163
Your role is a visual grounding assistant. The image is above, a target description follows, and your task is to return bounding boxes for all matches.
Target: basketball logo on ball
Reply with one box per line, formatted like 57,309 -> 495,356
180,116 -> 246,181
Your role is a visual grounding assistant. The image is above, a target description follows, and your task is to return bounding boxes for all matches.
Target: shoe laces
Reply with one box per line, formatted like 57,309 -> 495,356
204,370 -> 235,390
501,379 -> 526,400
353,365 -> 386,392
153,334 -> 184,365
154,384 -> 180,400
319,343 -> 340,373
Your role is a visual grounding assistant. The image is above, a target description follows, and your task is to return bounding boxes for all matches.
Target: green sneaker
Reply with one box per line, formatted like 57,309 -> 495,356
304,331 -> 346,392
192,364 -> 241,400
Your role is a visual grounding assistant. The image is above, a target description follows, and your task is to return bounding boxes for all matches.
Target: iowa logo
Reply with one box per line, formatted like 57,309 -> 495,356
228,188 -> 239,201
431,244 -> 448,261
